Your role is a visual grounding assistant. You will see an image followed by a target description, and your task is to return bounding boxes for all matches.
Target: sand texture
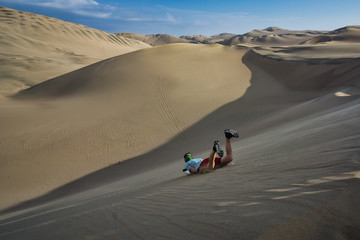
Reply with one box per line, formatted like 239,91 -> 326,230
0,42 -> 252,211
0,6 -> 150,98
1,6 -> 360,240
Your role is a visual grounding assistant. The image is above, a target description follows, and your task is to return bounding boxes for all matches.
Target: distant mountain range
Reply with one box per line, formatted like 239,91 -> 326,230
116,26 -> 360,46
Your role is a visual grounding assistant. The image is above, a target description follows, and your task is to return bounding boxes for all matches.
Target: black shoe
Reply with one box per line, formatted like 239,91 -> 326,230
213,140 -> 224,157
224,129 -> 239,139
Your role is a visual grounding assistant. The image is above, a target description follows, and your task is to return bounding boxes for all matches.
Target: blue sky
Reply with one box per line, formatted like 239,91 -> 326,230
0,0 -> 359,36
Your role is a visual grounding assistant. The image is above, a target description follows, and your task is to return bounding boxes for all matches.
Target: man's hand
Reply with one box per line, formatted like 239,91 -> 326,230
189,166 -> 197,174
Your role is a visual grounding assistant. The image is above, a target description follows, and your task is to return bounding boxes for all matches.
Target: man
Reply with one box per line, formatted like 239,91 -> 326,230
183,129 -> 239,174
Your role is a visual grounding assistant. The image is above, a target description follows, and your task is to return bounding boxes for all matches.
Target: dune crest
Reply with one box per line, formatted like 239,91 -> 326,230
223,27 -> 326,46
0,6 -> 150,98
303,25 -> 360,44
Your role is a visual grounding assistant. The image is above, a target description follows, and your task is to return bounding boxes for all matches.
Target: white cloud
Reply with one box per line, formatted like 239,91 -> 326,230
40,0 -> 99,9
165,13 -> 177,23
124,17 -> 144,22
155,6 -> 261,34
73,9 -> 112,18
8,0 -> 99,8
0,1 -> 275,35
3,0 -> 111,18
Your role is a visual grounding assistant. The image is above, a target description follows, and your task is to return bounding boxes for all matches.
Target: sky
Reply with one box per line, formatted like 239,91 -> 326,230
0,0 -> 359,36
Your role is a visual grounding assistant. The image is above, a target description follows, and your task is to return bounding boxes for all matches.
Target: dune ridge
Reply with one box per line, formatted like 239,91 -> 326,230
0,6 -> 150,98
223,27 -> 327,46
304,25 -> 360,44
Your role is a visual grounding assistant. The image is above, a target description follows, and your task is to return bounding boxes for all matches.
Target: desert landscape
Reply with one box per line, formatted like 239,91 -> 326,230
1,5 -> 360,240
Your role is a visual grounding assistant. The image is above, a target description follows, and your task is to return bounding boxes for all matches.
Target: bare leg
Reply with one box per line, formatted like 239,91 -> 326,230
207,150 -> 217,170
221,138 -> 233,166
198,149 -> 217,173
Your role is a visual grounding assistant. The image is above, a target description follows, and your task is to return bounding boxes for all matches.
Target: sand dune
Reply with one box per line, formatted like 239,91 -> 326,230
0,43 -> 251,210
180,33 -> 237,44
1,43 -> 360,239
252,43 -> 360,62
115,33 -> 188,46
0,6 -> 150,98
116,33 -> 237,45
1,7 -> 360,239
304,25 -> 360,44
120,27 -> 328,46
224,26 -> 326,46
180,34 -> 211,43
239,26 -> 360,64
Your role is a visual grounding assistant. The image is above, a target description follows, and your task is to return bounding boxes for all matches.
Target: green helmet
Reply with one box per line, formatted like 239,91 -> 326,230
184,152 -> 193,162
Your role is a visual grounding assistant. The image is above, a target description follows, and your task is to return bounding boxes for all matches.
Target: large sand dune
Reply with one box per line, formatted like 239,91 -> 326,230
0,6 -> 150,98
0,43 -> 251,211
0,7 -> 360,239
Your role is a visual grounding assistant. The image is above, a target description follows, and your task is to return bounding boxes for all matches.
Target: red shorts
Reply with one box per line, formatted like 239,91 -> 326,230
199,157 -> 222,169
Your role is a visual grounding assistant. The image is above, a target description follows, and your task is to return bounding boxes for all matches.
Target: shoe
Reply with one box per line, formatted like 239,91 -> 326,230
224,129 -> 239,139
213,140 -> 224,157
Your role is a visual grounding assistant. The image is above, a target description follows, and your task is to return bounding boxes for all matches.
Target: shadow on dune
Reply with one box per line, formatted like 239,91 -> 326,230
2,50 -> 360,214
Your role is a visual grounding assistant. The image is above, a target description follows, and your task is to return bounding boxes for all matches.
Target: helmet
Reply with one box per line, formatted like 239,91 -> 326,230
184,152 -> 193,162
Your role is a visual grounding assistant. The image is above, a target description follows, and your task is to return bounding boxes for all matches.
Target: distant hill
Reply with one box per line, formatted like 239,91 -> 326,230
117,27 -> 331,46
222,27 -> 327,46
115,32 -> 237,45
115,33 -> 188,46
303,25 -> 360,44
180,33 -> 236,44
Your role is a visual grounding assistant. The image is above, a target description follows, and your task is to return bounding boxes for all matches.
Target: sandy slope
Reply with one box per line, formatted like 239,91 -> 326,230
0,6 -> 150,98
0,43 -> 251,210
1,10 -> 360,238
0,44 -> 359,240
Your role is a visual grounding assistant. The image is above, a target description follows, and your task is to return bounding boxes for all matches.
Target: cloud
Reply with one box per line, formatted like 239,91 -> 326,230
154,6 -> 260,34
73,9 -> 112,18
2,0 -> 112,18
0,0 -> 283,35
165,13 -> 177,23
2,0 -> 182,23
6,0 -> 99,8
39,0 -> 99,8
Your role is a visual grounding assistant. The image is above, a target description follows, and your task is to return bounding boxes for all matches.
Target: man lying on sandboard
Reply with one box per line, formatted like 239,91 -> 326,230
183,129 -> 239,174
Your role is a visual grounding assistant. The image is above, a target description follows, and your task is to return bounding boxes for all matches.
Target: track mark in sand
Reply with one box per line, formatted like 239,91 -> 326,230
0,220 -> 56,238
122,111 -> 139,154
94,117 -> 117,166
122,201 -> 209,239
151,74 -> 191,136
